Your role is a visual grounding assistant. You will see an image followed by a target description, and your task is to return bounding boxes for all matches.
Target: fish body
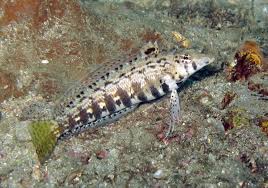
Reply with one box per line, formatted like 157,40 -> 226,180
55,42 -> 213,140
29,42 -> 214,162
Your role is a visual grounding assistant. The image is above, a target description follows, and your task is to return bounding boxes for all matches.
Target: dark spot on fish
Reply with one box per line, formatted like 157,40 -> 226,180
164,62 -> 170,67
120,73 -> 126,77
88,85 -> 93,89
115,99 -> 121,106
104,81 -> 112,86
184,54 -> 189,59
162,83 -> 170,93
138,70 -> 143,73
94,87 -> 101,92
134,57 -> 137,60
104,94 -> 116,114
115,67 -> 119,71
76,95 -> 81,98
80,91 -> 84,95
146,61 -> 151,65
179,75 -> 184,80
92,82 -> 97,86
150,86 -> 161,98
184,64 -> 188,71
117,88 -> 132,107
78,108 -> 89,124
192,61 -> 197,70
157,58 -> 167,64
130,93 -> 135,98
106,72 -> 110,77
119,64 -> 123,69
144,47 -> 155,55
130,67 -> 136,71
92,101 -> 102,119
149,65 -> 156,69
101,75 -> 105,80
102,106 -> 107,112
137,92 -> 147,102
88,111 -> 93,119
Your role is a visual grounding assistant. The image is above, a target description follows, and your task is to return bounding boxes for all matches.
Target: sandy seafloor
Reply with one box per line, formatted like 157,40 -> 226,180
0,0 -> 268,187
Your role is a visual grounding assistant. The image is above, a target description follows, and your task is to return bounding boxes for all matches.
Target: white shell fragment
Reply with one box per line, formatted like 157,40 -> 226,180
41,59 -> 49,64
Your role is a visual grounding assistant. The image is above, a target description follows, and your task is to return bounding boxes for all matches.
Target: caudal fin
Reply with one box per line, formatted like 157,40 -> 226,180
28,120 -> 60,163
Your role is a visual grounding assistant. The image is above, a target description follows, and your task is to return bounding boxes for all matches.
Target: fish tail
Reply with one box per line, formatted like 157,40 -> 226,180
28,120 -> 60,163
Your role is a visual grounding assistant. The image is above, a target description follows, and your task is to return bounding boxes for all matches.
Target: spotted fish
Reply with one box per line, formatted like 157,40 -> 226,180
29,42 -> 214,163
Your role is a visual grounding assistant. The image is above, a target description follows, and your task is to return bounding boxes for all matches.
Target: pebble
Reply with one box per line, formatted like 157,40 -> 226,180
153,169 -> 167,179
207,117 -> 225,134
96,149 -> 109,160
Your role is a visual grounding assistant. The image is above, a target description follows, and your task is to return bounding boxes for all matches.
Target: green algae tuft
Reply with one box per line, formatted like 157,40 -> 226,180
28,120 -> 59,163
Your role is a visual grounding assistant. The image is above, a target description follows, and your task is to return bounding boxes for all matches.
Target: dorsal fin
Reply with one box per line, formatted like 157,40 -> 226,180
54,42 -> 160,119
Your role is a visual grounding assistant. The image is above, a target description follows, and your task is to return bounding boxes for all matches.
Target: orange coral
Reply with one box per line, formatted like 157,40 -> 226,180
258,118 -> 268,136
227,40 -> 264,81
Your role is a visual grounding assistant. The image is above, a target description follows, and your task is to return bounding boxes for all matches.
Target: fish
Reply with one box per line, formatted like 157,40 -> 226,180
29,42 -> 214,163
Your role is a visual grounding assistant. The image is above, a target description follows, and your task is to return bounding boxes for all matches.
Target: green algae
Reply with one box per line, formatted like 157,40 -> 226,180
224,108 -> 251,131
231,108 -> 250,128
28,120 -> 59,163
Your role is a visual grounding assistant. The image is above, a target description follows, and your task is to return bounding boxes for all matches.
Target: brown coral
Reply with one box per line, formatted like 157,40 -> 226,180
227,41 -> 264,81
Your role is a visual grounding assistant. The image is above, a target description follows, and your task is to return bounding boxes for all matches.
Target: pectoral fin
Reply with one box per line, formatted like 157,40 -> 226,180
166,89 -> 180,137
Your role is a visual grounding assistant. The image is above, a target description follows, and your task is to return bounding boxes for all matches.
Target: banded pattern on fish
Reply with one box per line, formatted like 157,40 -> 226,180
54,42 -> 214,140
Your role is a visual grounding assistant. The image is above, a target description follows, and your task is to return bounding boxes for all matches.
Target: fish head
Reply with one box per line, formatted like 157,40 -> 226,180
173,53 -> 214,82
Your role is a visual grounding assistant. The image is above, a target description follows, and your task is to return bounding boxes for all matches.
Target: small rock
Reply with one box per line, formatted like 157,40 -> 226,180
96,149 -> 109,160
207,117 -> 225,134
153,169 -> 167,179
